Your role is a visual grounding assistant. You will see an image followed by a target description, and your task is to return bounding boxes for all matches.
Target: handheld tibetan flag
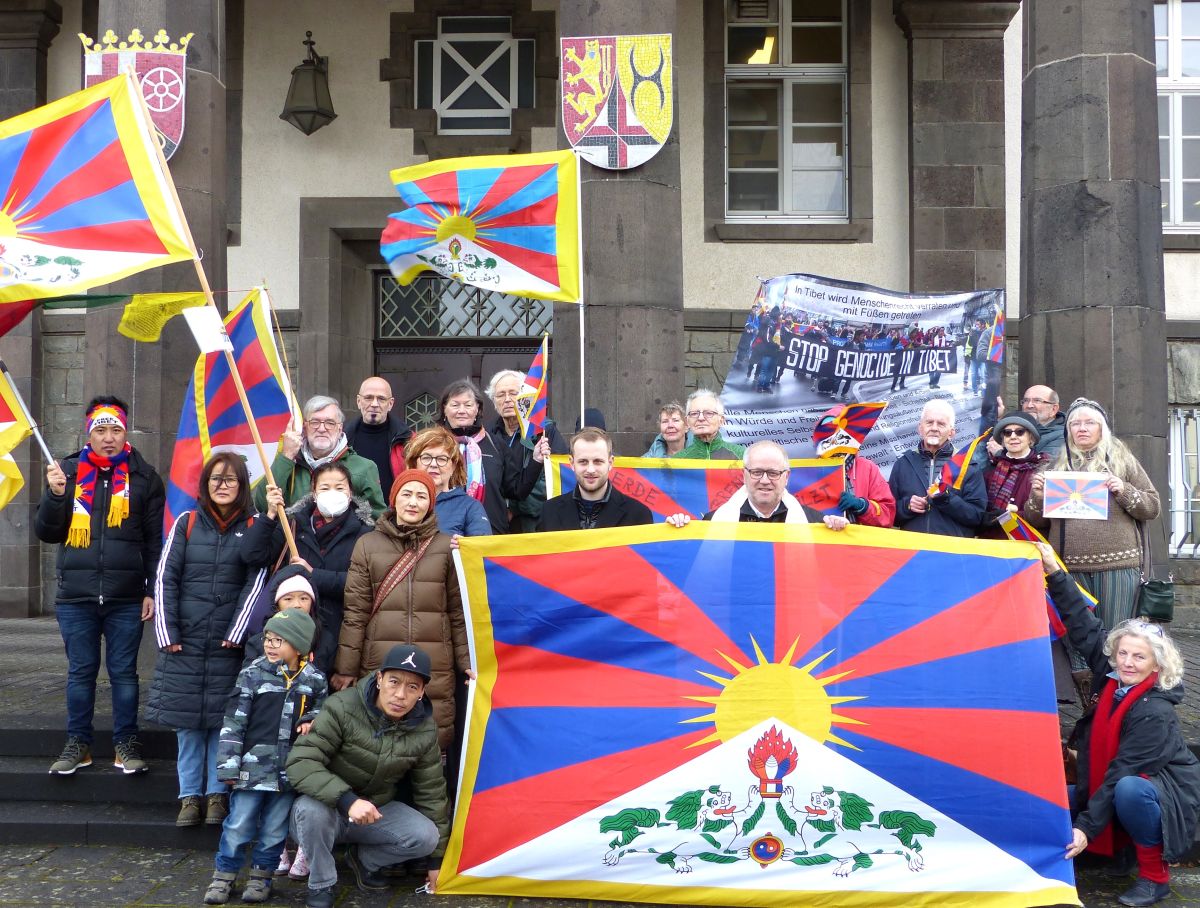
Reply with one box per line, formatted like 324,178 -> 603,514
381,150 -> 581,302
987,309 -> 1005,363
0,364 -> 33,456
934,431 -> 989,495
515,335 -> 549,442
0,73 -> 192,309
444,526 -> 1080,907
812,401 -> 887,458
165,289 -> 297,533
0,453 -> 22,511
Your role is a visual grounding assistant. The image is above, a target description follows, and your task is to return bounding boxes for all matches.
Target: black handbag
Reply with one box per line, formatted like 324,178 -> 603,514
1136,520 -> 1175,622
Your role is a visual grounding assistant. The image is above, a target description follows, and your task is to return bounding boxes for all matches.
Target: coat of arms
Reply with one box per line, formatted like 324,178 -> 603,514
560,34 -> 672,170
80,28 -> 192,160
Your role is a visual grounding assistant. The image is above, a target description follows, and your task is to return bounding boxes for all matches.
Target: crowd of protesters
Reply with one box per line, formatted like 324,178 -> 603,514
32,369 -> 1194,908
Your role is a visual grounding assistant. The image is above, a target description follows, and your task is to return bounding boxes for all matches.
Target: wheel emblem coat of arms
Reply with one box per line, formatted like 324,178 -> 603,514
560,34 -> 673,170
80,28 -> 192,160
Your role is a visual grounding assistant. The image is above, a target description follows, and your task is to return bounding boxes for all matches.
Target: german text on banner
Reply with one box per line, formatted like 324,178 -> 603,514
0,74 -> 192,303
164,289 -> 297,533
545,455 -> 844,521
444,525 -> 1079,907
381,150 -> 580,302
721,274 -> 1005,476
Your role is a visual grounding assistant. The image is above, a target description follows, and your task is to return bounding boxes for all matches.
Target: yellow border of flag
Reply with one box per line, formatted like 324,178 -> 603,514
0,367 -> 32,454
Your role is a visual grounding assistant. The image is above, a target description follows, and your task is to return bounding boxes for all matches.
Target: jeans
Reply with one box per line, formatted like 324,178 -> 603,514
1114,776 -> 1164,846
214,789 -> 295,872
55,601 -> 144,744
291,795 -> 439,891
177,727 -> 224,798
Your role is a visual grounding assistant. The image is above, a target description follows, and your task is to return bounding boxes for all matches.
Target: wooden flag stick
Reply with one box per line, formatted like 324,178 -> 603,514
125,69 -> 299,559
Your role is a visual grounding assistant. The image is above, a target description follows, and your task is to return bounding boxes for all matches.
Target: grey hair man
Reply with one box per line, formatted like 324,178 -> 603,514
254,394 -> 387,518
672,389 -> 745,460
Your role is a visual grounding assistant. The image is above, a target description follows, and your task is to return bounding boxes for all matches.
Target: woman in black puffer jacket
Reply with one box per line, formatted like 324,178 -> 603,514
146,453 -> 271,828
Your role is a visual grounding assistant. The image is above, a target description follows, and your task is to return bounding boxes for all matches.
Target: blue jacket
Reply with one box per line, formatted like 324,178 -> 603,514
643,431 -> 696,458
435,486 -> 491,537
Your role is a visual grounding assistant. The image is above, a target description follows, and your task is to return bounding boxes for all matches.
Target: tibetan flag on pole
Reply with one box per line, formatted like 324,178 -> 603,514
164,288 -> 298,533
381,150 -> 581,302
515,335 -> 549,442
444,526 -> 1079,906
0,365 -> 33,456
0,453 -> 23,511
546,455 -> 843,521
935,431 -> 989,494
0,73 -> 192,308
987,309 -> 1005,363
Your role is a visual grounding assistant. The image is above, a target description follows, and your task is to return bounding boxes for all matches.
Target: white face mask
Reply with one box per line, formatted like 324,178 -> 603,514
314,489 -> 350,518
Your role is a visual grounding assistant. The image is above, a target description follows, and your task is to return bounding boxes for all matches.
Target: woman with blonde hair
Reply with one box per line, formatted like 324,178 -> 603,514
1026,398 -> 1161,629
1041,543 -> 1200,907
404,425 -> 490,539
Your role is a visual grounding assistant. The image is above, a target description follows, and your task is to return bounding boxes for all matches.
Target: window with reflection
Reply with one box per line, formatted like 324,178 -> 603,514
1157,0 -> 1200,228
725,0 -> 847,219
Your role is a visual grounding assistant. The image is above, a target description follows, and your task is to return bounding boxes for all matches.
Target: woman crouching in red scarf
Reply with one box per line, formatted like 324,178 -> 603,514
1039,542 -> 1200,907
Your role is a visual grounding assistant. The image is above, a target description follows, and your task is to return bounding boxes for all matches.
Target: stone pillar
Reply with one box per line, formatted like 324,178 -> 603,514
895,1 -> 1018,292
552,0 -> 685,453
1019,0 -> 1168,559
85,0 -> 226,481
0,0 -> 61,617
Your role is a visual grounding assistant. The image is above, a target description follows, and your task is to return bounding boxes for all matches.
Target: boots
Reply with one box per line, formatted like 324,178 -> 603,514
241,867 -> 273,903
1117,845 -> 1171,907
176,795 -> 204,827
205,793 -> 229,825
203,870 -> 238,905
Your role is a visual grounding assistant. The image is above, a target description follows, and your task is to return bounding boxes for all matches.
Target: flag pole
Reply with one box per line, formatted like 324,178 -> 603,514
574,151 -> 586,428
125,70 -> 299,560
261,284 -> 300,431
0,357 -> 54,465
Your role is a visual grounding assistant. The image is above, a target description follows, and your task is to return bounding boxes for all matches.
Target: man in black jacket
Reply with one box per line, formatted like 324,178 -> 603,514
344,376 -> 412,496
537,429 -> 653,531
35,396 -> 165,776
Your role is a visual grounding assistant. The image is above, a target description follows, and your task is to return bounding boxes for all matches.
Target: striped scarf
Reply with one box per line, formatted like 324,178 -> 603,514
67,443 -> 132,548
455,427 -> 487,503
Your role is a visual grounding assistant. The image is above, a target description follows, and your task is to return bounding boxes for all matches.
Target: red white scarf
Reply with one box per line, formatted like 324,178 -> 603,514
1085,672 -> 1160,856
455,427 -> 487,503
68,443 -> 132,548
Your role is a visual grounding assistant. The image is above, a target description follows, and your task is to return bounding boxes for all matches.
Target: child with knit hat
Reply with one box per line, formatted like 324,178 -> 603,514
204,608 -> 327,904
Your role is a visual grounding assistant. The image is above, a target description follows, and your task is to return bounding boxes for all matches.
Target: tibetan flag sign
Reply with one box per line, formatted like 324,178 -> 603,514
546,455 -> 843,521
0,73 -> 192,305
381,150 -> 581,302
515,335 -> 549,442
1043,471 -> 1110,521
164,289 -> 297,532
444,525 -> 1079,907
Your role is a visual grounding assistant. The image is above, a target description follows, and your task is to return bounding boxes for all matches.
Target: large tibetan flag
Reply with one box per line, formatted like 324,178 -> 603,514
165,289 -> 297,533
380,150 -> 581,302
515,335 -> 548,442
546,455 -> 843,521
0,73 -> 192,309
444,525 -> 1079,907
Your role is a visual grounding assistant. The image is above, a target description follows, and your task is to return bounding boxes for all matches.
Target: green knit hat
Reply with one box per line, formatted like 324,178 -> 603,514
265,609 -> 316,655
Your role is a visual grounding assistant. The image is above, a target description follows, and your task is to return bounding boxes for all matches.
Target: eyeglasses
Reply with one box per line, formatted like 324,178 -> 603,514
687,409 -> 720,420
1021,397 -> 1053,407
1069,419 -> 1100,429
306,418 -> 340,430
263,633 -> 285,647
358,394 -> 391,404
418,454 -> 451,467
1001,428 -> 1028,438
745,468 -> 788,480
492,390 -> 520,400
208,475 -> 239,488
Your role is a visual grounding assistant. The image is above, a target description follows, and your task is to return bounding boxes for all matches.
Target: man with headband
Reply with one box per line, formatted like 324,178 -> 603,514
35,396 -> 165,776
812,402 -> 895,527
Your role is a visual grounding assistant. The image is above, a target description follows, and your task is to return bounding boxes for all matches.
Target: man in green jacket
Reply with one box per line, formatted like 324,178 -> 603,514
253,395 -> 387,519
286,644 -> 448,908
672,389 -> 746,460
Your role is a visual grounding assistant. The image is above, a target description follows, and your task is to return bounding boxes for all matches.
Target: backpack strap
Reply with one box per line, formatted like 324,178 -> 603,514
370,535 -> 436,618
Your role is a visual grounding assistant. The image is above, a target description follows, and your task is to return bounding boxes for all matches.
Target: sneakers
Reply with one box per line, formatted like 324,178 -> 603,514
48,737 -> 92,775
176,795 -> 204,827
345,845 -> 389,891
241,867 -> 273,903
203,870 -> 238,905
288,847 -> 310,880
274,847 -> 292,877
113,736 -> 148,774
1118,878 -> 1172,907
205,793 -> 229,825
305,885 -> 335,908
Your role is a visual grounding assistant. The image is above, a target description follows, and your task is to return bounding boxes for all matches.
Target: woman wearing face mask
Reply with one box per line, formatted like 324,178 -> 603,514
242,463 -> 373,676
404,426 -> 491,540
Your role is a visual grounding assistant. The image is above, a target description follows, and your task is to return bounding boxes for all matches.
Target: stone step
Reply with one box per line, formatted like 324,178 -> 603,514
0,754 -> 182,804
0,725 -> 179,760
0,800 -> 222,849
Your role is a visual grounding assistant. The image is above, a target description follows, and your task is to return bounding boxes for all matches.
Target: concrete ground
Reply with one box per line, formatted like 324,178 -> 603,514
6,617 -> 1200,907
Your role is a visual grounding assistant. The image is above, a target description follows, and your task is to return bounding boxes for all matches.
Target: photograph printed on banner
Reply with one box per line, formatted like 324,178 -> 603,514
720,273 -> 1005,477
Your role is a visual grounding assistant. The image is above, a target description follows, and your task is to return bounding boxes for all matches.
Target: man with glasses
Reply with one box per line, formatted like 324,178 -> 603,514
537,428 -> 653,531
254,395 -> 387,519
991,384 -> 1067,460
672,389 -> 745,460
345,376 -> 412,497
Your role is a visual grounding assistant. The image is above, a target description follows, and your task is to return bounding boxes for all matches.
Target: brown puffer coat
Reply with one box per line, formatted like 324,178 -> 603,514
335,510 -> 470,751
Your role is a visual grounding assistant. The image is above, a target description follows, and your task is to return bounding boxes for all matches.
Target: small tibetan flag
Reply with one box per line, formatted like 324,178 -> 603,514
932,431 -> 989,495
988,309 -> 1005,363
515,335 -> 549,442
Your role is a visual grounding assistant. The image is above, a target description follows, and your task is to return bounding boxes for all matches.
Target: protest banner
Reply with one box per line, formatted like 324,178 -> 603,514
721,274 -> 1005,477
